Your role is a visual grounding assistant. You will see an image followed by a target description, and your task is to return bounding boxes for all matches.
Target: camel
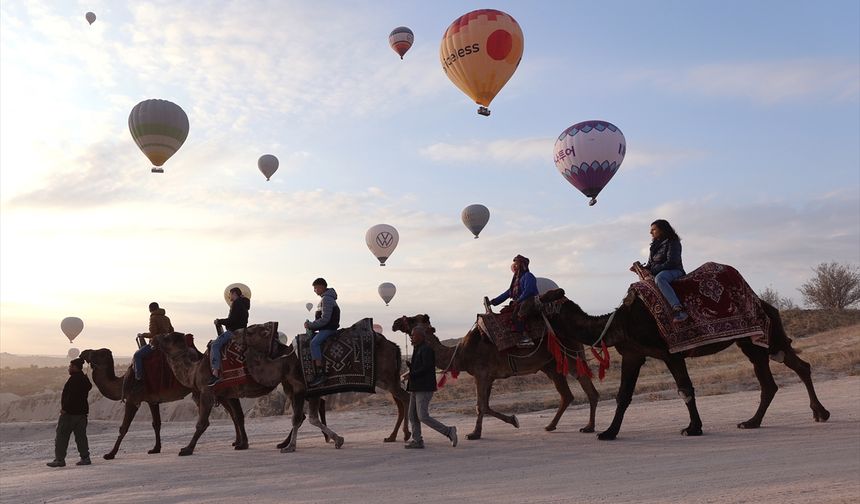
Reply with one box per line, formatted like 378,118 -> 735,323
393,314 -> 599,440
237,322 -> 412,452
523,292 -> 831,440
79,348 -> 195,459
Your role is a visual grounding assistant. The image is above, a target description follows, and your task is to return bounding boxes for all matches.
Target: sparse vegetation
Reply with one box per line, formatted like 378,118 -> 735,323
759,286 -> 797,310
799,262 -> 860,309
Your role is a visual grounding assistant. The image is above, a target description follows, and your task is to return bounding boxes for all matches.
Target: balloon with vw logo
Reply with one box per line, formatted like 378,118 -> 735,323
365,224 -> 399,266
553,120 -> 626,206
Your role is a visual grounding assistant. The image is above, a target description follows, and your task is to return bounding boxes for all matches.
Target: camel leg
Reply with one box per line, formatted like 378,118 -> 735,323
225,398 -> 249,450
572,362 -> 599,433
219,398 -> 241,447
378,375 -> 410,442
736,341 -> 778,429
179,394 -> 214,456
598,353 -> 646,440
467,375 -> 490,440
148,402 -> 162,454
307,398 -> 344,449
780,347 -> 830,422
483,380 -> 519,427
276,412 -> 306,449
661,355 -> 704,436
104,401 -> 140,460
540,365 -> 573,432
319,398 -> 332,443
281,396 -> 305,453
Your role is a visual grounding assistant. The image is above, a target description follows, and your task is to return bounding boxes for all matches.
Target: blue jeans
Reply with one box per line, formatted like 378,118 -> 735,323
655,269 -> 685,309
310,329 -> 336,361
133,344 -> 155,380
211,330 -> 234,372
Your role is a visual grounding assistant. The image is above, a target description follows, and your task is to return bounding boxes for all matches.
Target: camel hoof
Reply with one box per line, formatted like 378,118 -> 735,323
147,448 -> 161,454
383,437 -> 396,443
280,445 -> 296,453
178,448 -> 193,456
814,409 -> 831,422
103,453 -> 116,460
234,443 -> 249,450
334,436 -> 344,449
737,421 -> 760,430
579,426 -> 595,433
682,427 -> 704,436
597,430 -> 617,441
511,415 -> 520,429
323,434 -> 331,443
544,425 -> 557,432
466,432 -> 481,440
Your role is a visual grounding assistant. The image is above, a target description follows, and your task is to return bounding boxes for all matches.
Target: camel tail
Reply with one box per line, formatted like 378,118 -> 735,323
760,300 -> 798,354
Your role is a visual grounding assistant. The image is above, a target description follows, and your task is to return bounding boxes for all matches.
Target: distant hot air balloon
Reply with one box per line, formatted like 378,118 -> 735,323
224,283 -> 252,305
461,204 -> 490,238
305,302 -> 314,312
258,154 -> 279,181
373,323 -> 384,334
535,277 -> 560,295
128,99 -> 190,174
366,224 -> 399,266
67,348 -> 80,359
85,12 -> 96,25
554,120 -> 626,206
440,9 -> 524,116
378,282 -> 397,306
389,26 -> 414,59
61,317 -> 84,343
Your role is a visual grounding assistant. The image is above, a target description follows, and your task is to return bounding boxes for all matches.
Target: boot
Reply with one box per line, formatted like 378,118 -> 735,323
76,458 -> 92,466
46,460 -> 65,468
308,371 -> 327,387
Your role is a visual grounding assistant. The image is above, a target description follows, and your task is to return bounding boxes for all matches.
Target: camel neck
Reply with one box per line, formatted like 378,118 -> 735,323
90,358 -> 123,401
162,348 -> 199,388
425,336 -> 457,370
555,304 -> 622,348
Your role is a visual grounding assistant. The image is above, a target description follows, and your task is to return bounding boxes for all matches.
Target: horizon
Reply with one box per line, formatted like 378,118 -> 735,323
1,1 -> 858,355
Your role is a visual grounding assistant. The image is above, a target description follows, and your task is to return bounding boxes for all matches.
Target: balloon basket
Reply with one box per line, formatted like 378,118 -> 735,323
473,236 -> 479,239
588,197 -> 597,206
477,106 -> 491,117
151,167 -> 164,174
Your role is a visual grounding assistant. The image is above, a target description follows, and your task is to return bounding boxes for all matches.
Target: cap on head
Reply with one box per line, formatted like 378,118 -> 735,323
312,278 -> 327,288
149,302 -> 159,311
230,287 -> 242,296
70,358 -> 85,369
513,254 -> 530,269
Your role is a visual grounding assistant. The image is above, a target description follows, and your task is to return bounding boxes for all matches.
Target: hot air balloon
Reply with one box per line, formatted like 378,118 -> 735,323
67,348 -> 80,359
61,317 -> 84,343
439,9 -> 524,116
305,302 -> 314,312
258,154 -> 278,181
535,277 -> 559,295
389,26 -> 414,59
224,283 -> 252,305
128,99 -> 190,174
373,323 -> 384,334
554,120 -> 626,206
366,224 -> 399,266
461,204 -> 490,238
378,282 -> 396,306
85,12 -> 96,25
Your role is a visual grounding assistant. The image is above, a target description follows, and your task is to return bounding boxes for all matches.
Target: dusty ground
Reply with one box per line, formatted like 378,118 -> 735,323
1,376 -> 857,504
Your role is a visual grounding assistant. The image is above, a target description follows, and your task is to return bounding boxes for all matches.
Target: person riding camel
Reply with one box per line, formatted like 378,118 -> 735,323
631,219 -> 689,323
209,287 -> 250,386
489,254 -> 538,347
304,278 -> 340,387
128,302 -> 174,395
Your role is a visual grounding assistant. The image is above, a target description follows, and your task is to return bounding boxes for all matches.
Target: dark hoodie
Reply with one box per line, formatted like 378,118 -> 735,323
61,371 -> 92,415
307,288 -> 340,331
149,308 -> 174,337
219,296 -> 250,331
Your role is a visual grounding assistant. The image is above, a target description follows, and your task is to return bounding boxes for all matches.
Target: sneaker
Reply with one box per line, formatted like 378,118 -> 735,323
404,440 -> 424,449
76,458 -> 91,466
207,375 -> 222,387
46,460 -> 65,468
517,336 -> 535,347
308,373 -> 327,387
448,426 -> 458,447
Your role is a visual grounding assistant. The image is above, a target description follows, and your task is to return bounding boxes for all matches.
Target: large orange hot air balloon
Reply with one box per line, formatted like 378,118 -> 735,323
439,9 -> 524,116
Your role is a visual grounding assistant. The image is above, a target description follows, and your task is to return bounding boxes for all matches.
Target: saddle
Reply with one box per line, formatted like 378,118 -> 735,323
476,308 -> 544,352
140,333 -> 194,393
205,323 -> 279,391
295,318 -> 377,396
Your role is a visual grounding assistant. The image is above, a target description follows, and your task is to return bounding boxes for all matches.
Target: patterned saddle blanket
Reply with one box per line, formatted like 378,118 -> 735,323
296,318 -> 377,397
205,322 -> 278,391
141,334 -> 194,393
477,306 -> 544,353
629,262 -> 770,353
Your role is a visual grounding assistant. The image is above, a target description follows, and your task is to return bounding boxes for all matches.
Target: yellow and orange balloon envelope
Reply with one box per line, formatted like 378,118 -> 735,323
439,9 -> 524,115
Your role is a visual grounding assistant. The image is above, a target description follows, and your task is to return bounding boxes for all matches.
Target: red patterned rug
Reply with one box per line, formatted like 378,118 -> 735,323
206,331 -> 261,392
142,334 -> 194,393
629,262 -> 770,353
477,308 -> 543,352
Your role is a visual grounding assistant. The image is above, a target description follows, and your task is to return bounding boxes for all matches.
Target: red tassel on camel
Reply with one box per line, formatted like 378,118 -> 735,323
546,329 -> 570,375
575,356 -> 593,379
590,342 -> 611,380
437,373 -> 448,388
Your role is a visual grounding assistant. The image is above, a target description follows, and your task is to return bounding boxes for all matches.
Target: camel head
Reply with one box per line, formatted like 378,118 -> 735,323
79,348 -> 113,370
392,314 -> 431,334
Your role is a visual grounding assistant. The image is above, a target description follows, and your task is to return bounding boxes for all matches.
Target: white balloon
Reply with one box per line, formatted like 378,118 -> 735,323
61,317 -> 84,343
305,302 -> 314,312
224,283 -> 251,305
258,154 -> 279,181
366,224 -> 399,266
373,323 -> 384,334
378,282 -> 396,306
461,204 -> 490,238
535,277 -> 560,295
67,348 -> 80,359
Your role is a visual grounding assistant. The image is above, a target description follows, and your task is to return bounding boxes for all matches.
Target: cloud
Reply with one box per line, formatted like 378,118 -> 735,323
626,59 -> 860,104
419,137 -> 551,164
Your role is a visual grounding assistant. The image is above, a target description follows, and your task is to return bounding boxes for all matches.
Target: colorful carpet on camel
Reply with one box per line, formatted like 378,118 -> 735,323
629,262 -> 770,353
141,334 -> 194,393
296,318 -> 376,397
477,307 -> 543,352
207,331 -> 259,392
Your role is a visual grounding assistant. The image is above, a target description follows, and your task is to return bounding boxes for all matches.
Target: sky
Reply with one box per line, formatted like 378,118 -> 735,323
1,0 -> 858,356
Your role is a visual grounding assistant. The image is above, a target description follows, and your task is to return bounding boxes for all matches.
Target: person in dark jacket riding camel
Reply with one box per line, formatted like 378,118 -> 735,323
131,302 -> 174,391
209,287 -> 250,386
632,219 -> 689,323
304,278 -> 339,387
